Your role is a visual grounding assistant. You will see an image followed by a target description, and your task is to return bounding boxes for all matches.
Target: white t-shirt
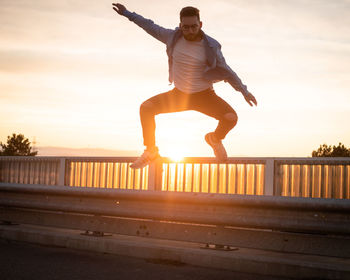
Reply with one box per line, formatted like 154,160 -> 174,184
172,37 -> 213,93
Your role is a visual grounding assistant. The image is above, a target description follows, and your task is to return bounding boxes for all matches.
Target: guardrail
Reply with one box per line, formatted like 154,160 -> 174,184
0,156 -> 349,198
1,182 -> 349,259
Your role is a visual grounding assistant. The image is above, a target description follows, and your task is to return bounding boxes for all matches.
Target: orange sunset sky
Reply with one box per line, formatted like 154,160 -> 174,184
0,0 -> 349,158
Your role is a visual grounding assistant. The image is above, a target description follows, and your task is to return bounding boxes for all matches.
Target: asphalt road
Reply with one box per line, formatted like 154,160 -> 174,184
0,238 -> 294,280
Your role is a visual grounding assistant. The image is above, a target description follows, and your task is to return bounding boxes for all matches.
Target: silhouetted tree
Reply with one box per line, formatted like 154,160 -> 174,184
312,143 -> 350,157
0,133 -> 37,156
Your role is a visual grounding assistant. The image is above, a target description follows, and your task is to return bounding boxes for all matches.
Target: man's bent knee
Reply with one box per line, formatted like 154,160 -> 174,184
224,112 -> 238,125
140,100 -> 154,114
142,100 -> 154,108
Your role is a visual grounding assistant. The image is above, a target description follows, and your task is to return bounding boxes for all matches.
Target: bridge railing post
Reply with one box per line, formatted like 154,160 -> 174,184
147,158 -> 163,191
264,159 -> 275,196
58,158 -> 66,186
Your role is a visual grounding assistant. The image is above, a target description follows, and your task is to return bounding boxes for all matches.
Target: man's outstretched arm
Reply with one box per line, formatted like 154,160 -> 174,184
112,3 -> 174,44
216,47 -> 257,107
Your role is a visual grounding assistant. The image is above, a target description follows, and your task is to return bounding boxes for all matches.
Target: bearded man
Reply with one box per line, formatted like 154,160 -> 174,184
112,3 -> 257,168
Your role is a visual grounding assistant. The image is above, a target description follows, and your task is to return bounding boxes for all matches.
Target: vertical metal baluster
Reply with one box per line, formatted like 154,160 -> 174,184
243,164 -> 247,195
309,165 -> 313,197
298,164 -> 303,197
31,160 -> 35,185
8,160 -> 12,183
325,164 -> 329,198
342,165 -> 346,199
191,164 -> 194,192
14,160 -> 18,183
75,162 -> 79,187
320,165 -> 325,198
91,162 -> 95,187
140,166 -> 143,190
43,160 -> 47,185
167,163 -> 170,191
216,163 -> 220,193
12,160 -> 16,183
331,165 -> 337,199
97,162 -> 102,188
93,162 -> 97,188
22,160 -> 27,184
2,160 -> 6,182
54,160 -> 59,185
17,160 -> 21,184
199,164 -> 202,193
81,161 -> 85,187
27,160 -> 30,184
38,159 -> 43,185
74,161 -> 78,187
24,160 -> 28,184
21,160 -> 26,184
27,160 -> 31,184
344,165 -> 349,199
125,163 -> 129,189
20,160 -> 24,184
79,162 -> 83,187
174,163 -> 178,191
316,165 -> 322,198
225,164 -> 229,194
4,160 -> 8,182
235,164 -> 239,194
50,160 -> 54,185
46,160 -> 50,185
33,160 -> 37,185
183,163 -> 186,192
132,164 -> 137,190
3,160 -> 6,182
105,162 -> 109,188
70,161 -> 74,187
287,165 -> 292,197
118,162 -> 122,189
253,164 -> 258,195
38,160 -> 43,185
208,164 -> 212,193
85,161 -> 89,187
1,159 -> 3,182
328,164 -> 332,198
7,160 -> 10,182
53,160 -> 57,185
111,162 -> 115,189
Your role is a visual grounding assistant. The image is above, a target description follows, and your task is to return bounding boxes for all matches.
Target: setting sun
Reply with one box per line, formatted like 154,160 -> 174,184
162,148 -> 185,162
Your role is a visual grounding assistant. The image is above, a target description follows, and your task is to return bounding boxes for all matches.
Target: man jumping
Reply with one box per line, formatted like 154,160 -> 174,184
112,3 -> 257,168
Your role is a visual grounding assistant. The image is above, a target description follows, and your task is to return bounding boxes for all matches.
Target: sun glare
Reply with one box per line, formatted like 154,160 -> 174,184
164,149 -> 185,162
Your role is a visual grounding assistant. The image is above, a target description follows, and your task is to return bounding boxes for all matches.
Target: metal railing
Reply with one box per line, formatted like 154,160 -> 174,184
274,158 -> 350,199
0,157 -> 61,186
1,156 -> 349,198
1,183 -> 350,259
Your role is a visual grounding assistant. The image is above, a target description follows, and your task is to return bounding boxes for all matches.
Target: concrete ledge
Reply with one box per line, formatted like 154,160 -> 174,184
0,224 -> 349,279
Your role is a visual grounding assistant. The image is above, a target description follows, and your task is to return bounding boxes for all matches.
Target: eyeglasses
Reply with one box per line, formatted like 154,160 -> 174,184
181,24 -> 199,31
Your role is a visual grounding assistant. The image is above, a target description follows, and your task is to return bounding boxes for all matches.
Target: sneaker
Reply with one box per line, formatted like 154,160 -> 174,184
205,132 -> 228,161
130,147 -> 160,169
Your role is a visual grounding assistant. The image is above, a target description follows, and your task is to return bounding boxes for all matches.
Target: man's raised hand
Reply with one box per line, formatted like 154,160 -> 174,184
112,3 -> 126,15
244,92 -> 257,107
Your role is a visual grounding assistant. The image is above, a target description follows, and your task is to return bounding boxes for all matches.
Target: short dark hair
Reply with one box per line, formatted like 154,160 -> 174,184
180,6 -> 200,21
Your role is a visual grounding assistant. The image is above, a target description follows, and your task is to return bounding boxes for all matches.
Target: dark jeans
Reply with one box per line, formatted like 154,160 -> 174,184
140,87 -> 238,147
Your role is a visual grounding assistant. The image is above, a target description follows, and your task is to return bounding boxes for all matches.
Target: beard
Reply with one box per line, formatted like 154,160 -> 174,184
183,31 -> 202,41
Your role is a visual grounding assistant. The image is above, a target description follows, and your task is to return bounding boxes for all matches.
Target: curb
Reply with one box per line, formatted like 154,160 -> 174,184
0,224 -> 349,279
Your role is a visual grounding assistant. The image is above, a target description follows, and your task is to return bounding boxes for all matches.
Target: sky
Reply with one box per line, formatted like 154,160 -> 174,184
0,0 -> 349,157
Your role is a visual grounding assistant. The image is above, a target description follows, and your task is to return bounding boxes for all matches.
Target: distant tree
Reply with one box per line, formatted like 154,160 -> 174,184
312,142 -> 350,157
0,133 -> 38,156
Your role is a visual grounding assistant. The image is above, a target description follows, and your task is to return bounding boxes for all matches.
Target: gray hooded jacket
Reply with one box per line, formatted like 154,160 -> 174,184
122,10 -> 249,96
